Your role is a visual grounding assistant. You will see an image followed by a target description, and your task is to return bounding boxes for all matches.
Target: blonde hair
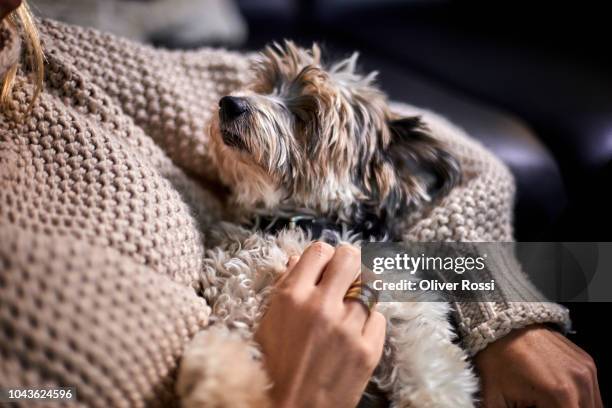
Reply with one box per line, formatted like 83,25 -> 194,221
1,0 -> 44,109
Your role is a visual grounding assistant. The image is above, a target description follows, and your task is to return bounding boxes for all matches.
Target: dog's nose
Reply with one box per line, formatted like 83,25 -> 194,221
219,96 -> 248,119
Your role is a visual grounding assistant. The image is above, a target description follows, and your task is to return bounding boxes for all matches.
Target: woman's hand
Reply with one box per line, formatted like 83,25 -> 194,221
1,0 -> 21,21
475,324 -> 603,407
254,242 -> 386,408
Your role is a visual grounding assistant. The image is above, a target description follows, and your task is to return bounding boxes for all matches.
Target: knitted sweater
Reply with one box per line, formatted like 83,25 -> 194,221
0,19 -> 570,407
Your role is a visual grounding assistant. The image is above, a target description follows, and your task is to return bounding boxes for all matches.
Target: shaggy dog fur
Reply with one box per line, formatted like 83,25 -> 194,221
177,42 -> 478,407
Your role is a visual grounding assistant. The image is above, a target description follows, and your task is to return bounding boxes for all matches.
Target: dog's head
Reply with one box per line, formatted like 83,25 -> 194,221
210,41 -> 461,221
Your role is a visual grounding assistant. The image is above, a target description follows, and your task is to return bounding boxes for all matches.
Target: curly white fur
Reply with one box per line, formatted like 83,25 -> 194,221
178,224 -> 477,407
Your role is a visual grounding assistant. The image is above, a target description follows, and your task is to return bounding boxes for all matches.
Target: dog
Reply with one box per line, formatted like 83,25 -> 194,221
178,41 -> 478,408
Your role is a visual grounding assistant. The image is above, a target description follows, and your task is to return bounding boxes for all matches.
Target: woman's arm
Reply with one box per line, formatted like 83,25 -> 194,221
392,102 -> 601,407
389,102 -> 570,350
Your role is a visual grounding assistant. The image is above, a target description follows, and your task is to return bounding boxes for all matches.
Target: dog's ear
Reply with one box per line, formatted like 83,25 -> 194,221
377,116 -> 462,214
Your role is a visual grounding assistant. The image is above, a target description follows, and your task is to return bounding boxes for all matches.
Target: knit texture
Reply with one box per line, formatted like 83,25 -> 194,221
0,19 -> 570,406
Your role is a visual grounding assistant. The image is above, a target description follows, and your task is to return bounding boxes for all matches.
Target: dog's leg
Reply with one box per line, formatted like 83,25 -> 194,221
372,302 -> 477,408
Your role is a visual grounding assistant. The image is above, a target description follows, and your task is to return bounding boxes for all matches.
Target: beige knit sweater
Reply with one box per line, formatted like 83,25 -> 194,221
0,19 -> 570,407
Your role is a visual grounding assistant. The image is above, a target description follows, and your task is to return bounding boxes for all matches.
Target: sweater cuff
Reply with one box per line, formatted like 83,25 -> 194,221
450,242 -> 572,356
176,326 -> 272,408
455,301 -> 571,356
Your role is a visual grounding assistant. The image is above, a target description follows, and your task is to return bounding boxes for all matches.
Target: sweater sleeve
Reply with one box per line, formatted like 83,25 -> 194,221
38,18 -> 253,182
0,223 -> 270,408
449,246 -> 571,355
389,103 -> 571,356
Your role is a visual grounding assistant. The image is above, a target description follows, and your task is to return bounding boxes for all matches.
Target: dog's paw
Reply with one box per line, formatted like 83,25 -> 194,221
176,326 -> 271,408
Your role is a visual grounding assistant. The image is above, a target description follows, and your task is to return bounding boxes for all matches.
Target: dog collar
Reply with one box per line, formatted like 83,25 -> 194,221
249,212 -> 387,242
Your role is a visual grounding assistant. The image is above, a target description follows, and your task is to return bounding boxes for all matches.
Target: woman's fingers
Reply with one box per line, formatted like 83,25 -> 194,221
282,241 -> 335,288
343,299 -> 370,330
593,371 -> 604,408
361,311 -> 386,366
286,255 -> 300,274
548,331 -> 602,408
275,255 -> 301,287
477,387 -> 508,408
318,244 -> 361,298
283,243 -> 375,335
287,255 -> 300,269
